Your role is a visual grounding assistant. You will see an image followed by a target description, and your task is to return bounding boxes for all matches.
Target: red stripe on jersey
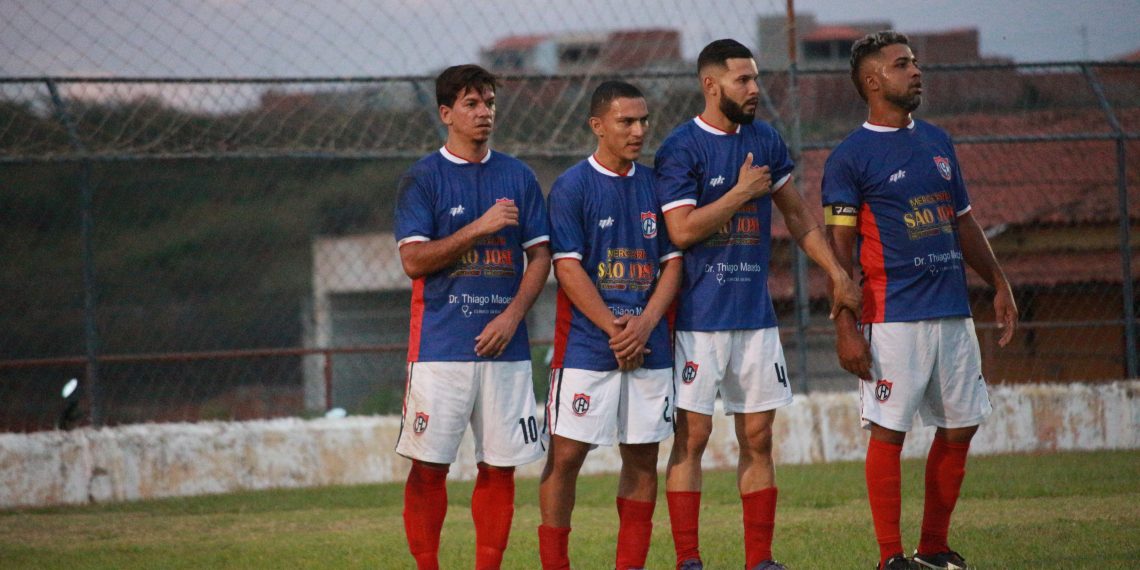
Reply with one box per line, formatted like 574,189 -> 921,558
858,204 -> 887,323
407,278 -> 425,362
551,288 -> 573,369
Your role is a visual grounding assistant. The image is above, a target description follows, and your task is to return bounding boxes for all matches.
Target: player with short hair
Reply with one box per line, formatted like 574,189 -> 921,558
655,39 -> 861,570
823,31 -> 1018,570
537,80 -> 682,570
394,63 -> 551,570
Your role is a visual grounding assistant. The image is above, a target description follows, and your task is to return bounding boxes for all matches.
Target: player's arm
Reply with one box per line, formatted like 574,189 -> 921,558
474,243 -> 551,358
554,258 -> 643,370
773,180 -> 861,319
825,217 -> 872,380
399,200 -> 520,279
957,210 -> 1018,347
663,152 -> 774,250
609,256 -> 682,362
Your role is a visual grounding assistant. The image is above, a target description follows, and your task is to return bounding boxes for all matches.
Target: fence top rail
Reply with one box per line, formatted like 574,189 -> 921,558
2,60 -> 1137,85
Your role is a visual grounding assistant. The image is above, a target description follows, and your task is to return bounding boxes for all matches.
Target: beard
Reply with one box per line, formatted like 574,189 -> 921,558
719,94 -> 756,125
886,91 -> 922,113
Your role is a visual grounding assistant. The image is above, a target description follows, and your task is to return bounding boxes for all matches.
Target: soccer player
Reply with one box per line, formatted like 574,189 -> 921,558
655,39 -> 861,570
537,80 -> 682,570
393,64 -> 551,570
822,32 -> 1019,570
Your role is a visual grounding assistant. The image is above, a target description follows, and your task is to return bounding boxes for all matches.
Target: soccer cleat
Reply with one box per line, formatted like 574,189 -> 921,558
878,554 -> 917,570
751,560 -> 787,570
678,559 -> 704,570
913,549 -> 969,570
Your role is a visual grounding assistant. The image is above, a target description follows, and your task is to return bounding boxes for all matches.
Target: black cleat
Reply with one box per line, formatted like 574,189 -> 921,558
879,554 -> 918,570
913,549 -> 969,570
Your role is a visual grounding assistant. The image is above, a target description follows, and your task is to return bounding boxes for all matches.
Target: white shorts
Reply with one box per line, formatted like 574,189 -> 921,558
395,360 -> 544,467
545,367 -> 674,446
673,328 -> 793,415
860,318 -> 992,432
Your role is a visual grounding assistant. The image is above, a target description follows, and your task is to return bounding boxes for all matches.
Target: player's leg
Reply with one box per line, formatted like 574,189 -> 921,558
914,318 -> 989,570
614,366 -> 672,570
397,362 -> 477,570
539,367 -> 620,570
725,327 -> 793,570
665,331 -> 725,569
861,321 -> 935,569
469,361 -> 544,569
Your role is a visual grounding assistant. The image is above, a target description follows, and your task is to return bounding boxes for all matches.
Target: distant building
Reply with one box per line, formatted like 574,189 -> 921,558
481,28 -> 682,74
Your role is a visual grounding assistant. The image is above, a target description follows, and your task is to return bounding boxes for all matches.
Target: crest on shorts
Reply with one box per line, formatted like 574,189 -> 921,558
875,379 -> 893,402
681,361 -> 699,384
933,156 -> 952,181
641,211 -> 658,238
413,412 -> 430,434
572,393 -> 591,416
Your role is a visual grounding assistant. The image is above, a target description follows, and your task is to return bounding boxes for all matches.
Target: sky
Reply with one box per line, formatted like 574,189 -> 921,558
1,0 -> 1138,78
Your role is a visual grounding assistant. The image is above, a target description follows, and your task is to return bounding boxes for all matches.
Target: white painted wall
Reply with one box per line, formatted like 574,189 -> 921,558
2,381 -> 1135,509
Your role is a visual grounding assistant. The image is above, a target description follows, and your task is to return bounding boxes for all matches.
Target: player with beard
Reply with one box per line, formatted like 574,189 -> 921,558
654,39 -> 861,570
822,32 -> 1018,570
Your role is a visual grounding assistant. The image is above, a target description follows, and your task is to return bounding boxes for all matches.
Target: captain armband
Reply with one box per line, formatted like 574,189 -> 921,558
824,204 -> 858,227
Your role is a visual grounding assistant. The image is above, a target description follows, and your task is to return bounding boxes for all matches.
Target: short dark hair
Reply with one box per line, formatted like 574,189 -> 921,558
850,31 -> 911,101
435,64 -> 498,108
589,81 -> 644,118
697,39 -> 754,74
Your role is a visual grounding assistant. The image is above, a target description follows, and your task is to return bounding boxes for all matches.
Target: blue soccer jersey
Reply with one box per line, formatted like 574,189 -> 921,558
821,120 -> 973,323
654,116 -> 795,331
549,156 -> 682,371
394,147 -> 550,362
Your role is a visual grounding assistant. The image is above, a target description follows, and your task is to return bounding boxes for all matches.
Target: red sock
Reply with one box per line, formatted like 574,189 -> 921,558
404,462 -> 449,570
742,486 -> 778,567
538,524 -> 571,570
866,439 -> 904,567
667,491 -> 702,567
472,465 -> 515,569
615,497 -> 655,569
919,438 -> 970,555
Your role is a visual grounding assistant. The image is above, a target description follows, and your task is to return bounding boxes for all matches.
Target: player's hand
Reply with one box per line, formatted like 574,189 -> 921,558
473,199 -> 519,237
616,350 -> 644,372
474,312 -> 521,358
733,152 -> 772,201
829,273 -> 862,320
608,313 -> 653,361
836,325 -> 872,380
993,281 -> 1019,347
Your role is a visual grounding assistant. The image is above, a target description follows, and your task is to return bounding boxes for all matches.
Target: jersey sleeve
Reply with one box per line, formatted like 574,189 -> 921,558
394,169 -> 435,246
548,176 -> 586,263
653,138 -> 700,213
948,139 -> 972,216
655,200 -> 682,263
765,125 -> 796,191
821,149 -> 861,227
521,171 -> 551,249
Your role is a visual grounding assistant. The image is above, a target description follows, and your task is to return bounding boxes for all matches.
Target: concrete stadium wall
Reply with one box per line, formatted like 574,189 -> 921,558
2,381 -> 1136,509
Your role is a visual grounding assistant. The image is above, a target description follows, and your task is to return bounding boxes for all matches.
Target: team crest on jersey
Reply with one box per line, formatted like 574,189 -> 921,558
933,156 -> 952,181
875,379 -> 893,402
413,412 -> 429,434
681,361 -> 699,384
572,393 -> 591,416
640,211 -> 658,238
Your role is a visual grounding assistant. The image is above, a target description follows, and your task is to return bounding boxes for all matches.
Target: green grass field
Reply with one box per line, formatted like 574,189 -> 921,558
2,450 -> 1137,569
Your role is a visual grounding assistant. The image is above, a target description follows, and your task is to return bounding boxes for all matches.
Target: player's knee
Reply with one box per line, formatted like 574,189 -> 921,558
737,423 -> 774,456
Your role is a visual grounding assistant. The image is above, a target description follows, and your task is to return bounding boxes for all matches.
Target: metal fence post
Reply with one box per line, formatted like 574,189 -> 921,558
44,78 -> 103,426
1082,64 -> 1137,378
785,3 -> 811,393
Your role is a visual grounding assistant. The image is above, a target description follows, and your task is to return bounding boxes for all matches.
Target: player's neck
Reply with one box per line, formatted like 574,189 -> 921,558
444,136 -> 490,163
867,102 -> 913,129
592,149 -> 633,176
698,105 -> 738,134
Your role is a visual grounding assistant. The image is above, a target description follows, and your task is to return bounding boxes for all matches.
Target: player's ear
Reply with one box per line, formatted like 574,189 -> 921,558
439,105 -> 453,125
701,73 -> 718,98
588,115 -> 605,137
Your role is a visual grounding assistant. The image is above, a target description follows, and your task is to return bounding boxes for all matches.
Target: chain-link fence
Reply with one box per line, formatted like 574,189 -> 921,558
2,2 -> 1137,432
